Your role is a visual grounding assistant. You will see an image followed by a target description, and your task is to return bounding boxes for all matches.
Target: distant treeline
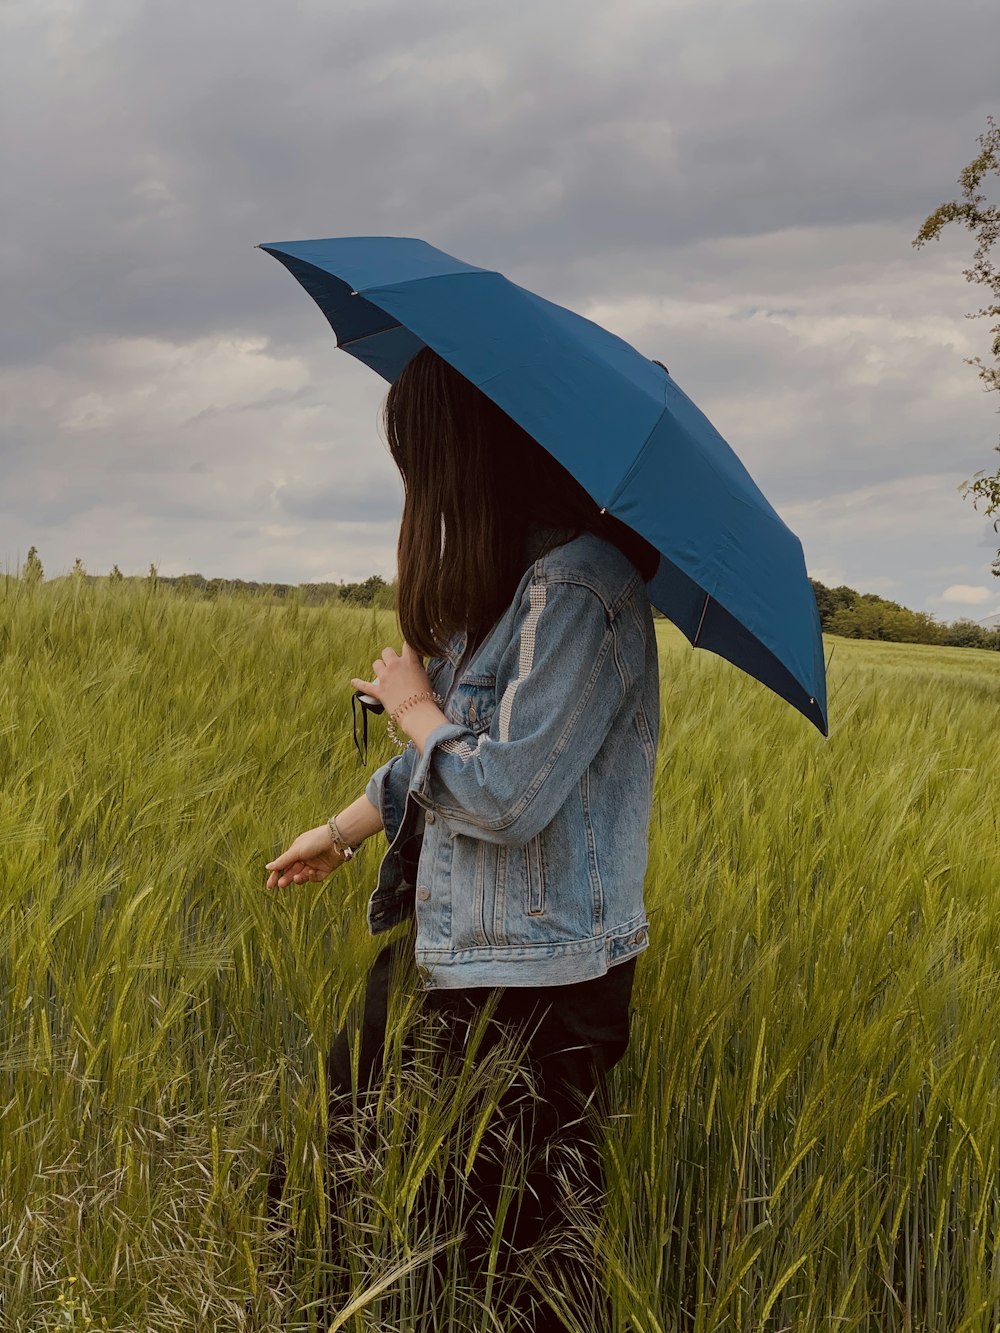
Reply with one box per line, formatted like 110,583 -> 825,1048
23,548 -> 397,609
153,571 -> 397,609
810,580 -> 1000,651
14,548 -> 1000,650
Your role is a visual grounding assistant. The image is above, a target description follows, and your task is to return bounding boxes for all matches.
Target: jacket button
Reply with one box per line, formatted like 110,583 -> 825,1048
417,886 -> 431,901
425,811 -> 435,825
468,702 -> 477,722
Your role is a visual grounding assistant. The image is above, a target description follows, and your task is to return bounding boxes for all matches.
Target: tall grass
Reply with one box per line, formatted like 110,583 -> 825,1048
0,574 -> 997,1330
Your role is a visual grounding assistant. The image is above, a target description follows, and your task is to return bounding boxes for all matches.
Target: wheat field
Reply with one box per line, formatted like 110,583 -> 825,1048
1,573 -> 997,1331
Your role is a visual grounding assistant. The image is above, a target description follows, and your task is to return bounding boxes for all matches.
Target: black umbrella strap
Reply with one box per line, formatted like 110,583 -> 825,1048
352,692 -> 370,765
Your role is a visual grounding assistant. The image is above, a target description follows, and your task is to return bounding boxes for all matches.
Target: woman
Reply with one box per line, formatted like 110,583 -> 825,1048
265,347 -> 661,1329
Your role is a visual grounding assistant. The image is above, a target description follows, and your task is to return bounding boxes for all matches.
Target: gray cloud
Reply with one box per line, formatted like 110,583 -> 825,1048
5,0 -> 998,356
275,481 -> 402,526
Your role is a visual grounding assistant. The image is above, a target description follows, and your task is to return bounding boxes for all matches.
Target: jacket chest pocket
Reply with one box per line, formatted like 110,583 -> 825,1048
447,673 -> 497,734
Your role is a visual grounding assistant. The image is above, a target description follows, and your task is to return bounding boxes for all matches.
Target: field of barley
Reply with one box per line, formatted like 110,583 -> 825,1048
0,573 -> 997,1332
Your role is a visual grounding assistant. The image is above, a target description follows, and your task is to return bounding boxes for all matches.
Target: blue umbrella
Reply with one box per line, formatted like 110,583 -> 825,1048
260,235 -> 828,735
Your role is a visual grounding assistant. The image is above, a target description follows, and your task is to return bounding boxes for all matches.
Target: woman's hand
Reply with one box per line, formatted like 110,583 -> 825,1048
351,643 -> 433,718
352,642 -> 450,756
266,796 -> 383,891
265,824 -> 345,890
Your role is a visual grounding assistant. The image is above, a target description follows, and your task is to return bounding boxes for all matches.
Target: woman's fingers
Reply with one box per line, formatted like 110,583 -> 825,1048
269,861 -> 310,889
353,645 -> 404,702
371,645 -> 398,675
264,852 -> 306,887
352,642 -> 430,719
264,847 -> 308,879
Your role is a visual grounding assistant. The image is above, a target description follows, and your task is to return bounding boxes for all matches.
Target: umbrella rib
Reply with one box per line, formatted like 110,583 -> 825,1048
599,373 -> 671,513
338,323 -> 404,349
692,593 -> 710,647
360,267 -> 502,295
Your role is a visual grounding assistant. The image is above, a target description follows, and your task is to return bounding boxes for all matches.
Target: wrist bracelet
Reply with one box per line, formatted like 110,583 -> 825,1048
386,690 -> 444,748
327,813 -> 355,860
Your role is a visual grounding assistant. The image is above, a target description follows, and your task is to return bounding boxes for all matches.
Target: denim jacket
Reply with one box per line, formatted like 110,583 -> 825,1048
363,526 -> 660,988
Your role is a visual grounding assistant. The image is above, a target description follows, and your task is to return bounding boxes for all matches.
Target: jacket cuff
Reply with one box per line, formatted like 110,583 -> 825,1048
407,721 -> 470,810
366,754 -> 410,845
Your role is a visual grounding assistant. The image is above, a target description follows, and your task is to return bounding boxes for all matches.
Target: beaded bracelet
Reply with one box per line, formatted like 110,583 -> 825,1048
327,813 -> 355,860
386,690 -> 444,748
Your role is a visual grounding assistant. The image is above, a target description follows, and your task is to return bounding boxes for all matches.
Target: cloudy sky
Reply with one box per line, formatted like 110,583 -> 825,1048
3,0 -> 999,621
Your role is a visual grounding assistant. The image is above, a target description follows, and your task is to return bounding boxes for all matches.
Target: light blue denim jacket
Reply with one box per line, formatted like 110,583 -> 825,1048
363,526 -> 660,989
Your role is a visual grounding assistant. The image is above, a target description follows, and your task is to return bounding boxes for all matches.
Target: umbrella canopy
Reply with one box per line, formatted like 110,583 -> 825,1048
260,235 -> 828,735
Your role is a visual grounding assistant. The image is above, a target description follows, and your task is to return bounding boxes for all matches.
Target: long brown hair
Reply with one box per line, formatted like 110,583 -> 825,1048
383,346 -> 660,659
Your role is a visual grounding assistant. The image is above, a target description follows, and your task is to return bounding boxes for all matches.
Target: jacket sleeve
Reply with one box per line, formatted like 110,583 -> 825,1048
365,743 -> 417,845
407,577 -> 628,845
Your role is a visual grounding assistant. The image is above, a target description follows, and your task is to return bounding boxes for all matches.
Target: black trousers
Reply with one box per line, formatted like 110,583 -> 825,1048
274,928 -> 636,1330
